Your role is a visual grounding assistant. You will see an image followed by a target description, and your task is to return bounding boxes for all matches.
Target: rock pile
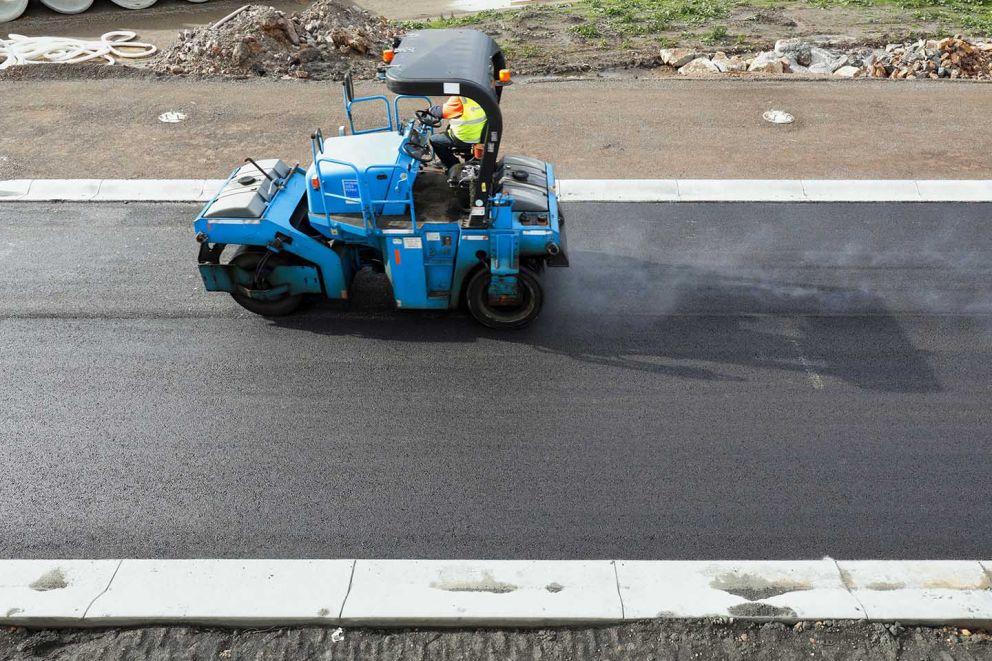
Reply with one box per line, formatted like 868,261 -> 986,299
857,36 -> 992,79
155,0 -> 398,79
665,35 -> 992,80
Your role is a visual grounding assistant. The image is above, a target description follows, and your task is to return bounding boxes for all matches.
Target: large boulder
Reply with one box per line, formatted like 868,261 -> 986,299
748,51 -> 789,74
660,48 -> 699,67
775,38 -> 812,66
679,57 -> 721,74
807,47 -> 848,73
711,51 -> 748,72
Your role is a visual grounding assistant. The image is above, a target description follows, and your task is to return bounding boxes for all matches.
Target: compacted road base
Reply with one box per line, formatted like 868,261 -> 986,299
2,78 -> 992,181
1,201 -> 991,559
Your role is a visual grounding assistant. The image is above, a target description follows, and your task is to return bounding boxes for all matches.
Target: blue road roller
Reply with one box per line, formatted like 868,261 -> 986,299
193,29 -> 568,329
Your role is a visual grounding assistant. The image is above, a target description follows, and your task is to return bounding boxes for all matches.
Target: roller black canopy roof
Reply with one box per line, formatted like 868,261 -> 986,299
385,29 -> 504,107
384,28 -> 507,224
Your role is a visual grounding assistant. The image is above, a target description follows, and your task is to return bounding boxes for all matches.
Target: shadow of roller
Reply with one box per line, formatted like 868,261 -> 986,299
271,249 -> 955,394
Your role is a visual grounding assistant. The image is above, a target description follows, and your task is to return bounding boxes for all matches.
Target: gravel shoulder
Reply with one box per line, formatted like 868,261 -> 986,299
2,621 -> 990,660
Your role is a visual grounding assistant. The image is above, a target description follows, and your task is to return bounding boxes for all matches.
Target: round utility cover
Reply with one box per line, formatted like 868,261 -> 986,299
40,0 -> 95,13
158,111 -> 187,123
185,0 -> 210,4
763,110 -> 795,124
0,0 -> 30,23
110,0 -> 158,8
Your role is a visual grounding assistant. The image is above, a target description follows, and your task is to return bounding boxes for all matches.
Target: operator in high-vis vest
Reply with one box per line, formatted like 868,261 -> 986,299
428,96 -> 488,169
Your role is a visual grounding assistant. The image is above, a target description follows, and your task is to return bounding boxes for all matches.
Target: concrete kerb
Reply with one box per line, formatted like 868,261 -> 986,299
0,179 -> 31,200
340,560 -> 623,626
1,559 -> 990,628
3,179 -> 992,203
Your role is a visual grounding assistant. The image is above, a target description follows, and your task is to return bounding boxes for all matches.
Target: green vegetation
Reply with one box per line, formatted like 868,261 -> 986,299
701,24 -> 730,42
570,21 -> 603,37
800,0 -> 992,35
393,0 -> 991,53
581,0 -> 732,34
394,9 -> 504,30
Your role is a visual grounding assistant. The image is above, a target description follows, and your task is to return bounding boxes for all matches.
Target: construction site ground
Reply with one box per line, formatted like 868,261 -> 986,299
5,0 -> 991,77
1,76 -> 990,181
2,620 -> 991,661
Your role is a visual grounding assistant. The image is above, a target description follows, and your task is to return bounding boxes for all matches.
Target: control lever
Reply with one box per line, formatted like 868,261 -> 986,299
244,157 -> 275,182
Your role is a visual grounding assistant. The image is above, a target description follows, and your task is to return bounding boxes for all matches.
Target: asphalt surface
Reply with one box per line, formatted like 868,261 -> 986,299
1,201 -> 991,559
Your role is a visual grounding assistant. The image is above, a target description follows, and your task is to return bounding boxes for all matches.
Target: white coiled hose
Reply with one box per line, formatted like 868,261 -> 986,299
0,30 -> 156,68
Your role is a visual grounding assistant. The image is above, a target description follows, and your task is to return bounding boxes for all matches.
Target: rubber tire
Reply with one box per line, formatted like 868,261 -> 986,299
228,247 -> 304,317
465,267 -> 543,330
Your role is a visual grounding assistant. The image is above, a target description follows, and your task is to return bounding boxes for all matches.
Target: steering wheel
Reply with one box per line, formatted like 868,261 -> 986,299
415,108 -> 441,128
402,140 -> 434,163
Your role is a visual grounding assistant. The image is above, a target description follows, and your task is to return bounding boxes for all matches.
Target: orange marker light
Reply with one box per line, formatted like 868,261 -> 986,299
383,49 -> 395,63
473,143 -> 485,160
311,176 -> 320,190
499,68 -> 511,83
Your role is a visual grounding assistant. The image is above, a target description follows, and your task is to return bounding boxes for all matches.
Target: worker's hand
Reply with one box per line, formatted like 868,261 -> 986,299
428,105 -> 443,119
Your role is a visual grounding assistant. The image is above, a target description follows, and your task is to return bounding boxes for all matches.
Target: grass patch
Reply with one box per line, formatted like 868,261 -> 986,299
391,0 -> 991,63
570,21 -> 603,37
701,24 -> 730,42
394,9 -> 504,30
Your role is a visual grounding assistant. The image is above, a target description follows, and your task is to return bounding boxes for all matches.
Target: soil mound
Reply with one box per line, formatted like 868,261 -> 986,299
155,0 -> 398,79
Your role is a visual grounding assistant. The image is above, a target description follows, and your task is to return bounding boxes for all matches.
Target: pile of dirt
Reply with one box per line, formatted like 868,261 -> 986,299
154,0 -> 398,79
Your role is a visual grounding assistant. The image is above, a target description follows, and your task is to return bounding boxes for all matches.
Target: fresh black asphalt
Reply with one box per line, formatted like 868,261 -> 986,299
1,201 -> 990,559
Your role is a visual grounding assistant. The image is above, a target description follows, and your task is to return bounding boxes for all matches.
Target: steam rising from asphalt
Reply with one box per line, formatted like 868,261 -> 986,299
546,202 -> 992,318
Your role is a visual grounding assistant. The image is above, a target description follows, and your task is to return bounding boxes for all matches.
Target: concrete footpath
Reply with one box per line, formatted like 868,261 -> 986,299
1,78 -> 991,180
2,559 -> 991,627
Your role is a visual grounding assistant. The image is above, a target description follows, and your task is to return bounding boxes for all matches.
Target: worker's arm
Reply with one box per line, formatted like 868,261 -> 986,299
440,96 -> 464,119
429,97 -> 464,120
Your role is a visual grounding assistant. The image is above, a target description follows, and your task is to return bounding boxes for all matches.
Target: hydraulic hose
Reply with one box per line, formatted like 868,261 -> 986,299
0,30 -> 156,68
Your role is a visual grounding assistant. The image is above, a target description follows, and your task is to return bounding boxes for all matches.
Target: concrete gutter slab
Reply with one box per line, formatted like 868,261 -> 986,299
802,180 -> 921,202
4,178 -> 992,204
199,180 -> 227,201
838,560 -> 992,626
98,180 -> 207,202
0,560 -> 120,625
617,560 -> 865,621
915,180 -> 992,202
0,179 -> 31,200
20,179 -> 102,202
0,559 -> 990,627
85,559 -> 354,626
678,179 -> 806,202
559,179 -> 679,202
341,560 -> 622,625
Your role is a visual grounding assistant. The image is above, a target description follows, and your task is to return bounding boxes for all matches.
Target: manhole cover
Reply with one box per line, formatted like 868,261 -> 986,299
158,111 -> 188,123
763,110 -> 795,124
